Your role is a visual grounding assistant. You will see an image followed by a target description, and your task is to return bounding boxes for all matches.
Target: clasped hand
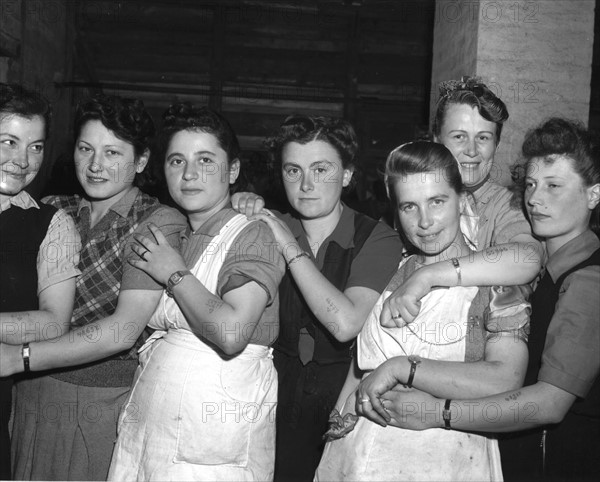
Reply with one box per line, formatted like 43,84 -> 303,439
130,223 -> 188,285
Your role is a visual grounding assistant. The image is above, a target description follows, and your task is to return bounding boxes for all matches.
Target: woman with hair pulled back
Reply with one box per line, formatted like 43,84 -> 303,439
107,102 -> 285,480
381,77 -> 542,328
4,94 -> 186,480
315,141 -> 530,481
0,83 -> 80,480
378,118 -> 600,482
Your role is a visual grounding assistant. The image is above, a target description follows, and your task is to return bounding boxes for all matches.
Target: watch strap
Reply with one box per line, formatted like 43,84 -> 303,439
22,342 -> 31,373
443,398 -> 452,430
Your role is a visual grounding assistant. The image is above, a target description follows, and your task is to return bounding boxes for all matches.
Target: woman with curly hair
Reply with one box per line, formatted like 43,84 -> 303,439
233,115 -> 403,480
5,94 -> 186,480
107,103 -> 286,480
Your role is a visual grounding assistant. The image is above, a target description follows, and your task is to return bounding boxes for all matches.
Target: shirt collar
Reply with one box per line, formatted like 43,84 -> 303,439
546,230 -> 600,282
76,186 -> 141,218
0,190 -> 40,212
289,203 -> 356,252
180,206 -> 237,240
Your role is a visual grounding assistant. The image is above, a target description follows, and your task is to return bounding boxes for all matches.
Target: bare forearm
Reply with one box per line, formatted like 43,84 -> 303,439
389,355 -> 524,399
171,277 -> 257,355
288,256 -> 368,341
0,311 -> 67,344
423,384 -> 573,433
421,241 -> 542,289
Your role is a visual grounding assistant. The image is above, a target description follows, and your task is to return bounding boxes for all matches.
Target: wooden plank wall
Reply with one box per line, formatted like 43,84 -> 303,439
57,0 -> 435,207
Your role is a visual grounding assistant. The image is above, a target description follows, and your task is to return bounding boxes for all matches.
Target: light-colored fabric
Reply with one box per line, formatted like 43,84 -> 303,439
315,256 -> 504,482
472,181 -> 532,248
37,209 -> 81,294
11,376 -> 129,481
108,214 -> 278,481
0,189 -> 38,211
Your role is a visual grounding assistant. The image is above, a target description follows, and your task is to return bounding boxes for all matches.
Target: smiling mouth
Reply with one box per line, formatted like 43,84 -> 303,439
418,232 -> 441,241
460,162 -> 480,169
86,176 -> 108,183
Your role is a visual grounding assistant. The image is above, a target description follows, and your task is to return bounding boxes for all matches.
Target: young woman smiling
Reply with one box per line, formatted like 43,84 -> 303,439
0,83 -> 80,481
5,94 -> 186,481
380,77 -> 543,327
364,119 -> 599,481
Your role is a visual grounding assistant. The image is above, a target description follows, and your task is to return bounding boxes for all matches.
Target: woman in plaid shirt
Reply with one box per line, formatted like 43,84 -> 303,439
5,94 -> 186,481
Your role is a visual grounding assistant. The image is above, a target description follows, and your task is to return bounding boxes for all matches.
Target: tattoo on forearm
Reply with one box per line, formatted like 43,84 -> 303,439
325,297 -> 340,314
485,246 -> 509,257
505,390 -> 522,402
206,299 -> 224,314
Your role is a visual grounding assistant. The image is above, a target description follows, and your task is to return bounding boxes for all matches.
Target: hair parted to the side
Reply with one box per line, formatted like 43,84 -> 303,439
513,117 -> 600,234
265,114 -> 360,191
385,141 -> 464,196
74,94 -> 156,188
0,83 -> 52,138
432,76 -> 509,143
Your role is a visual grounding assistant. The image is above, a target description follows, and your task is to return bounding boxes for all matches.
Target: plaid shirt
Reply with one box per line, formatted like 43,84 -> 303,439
44,188 -> 165,387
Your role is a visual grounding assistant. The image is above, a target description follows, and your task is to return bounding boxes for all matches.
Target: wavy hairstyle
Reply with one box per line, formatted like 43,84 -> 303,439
157,103 -> 244,192
432,76 -> 509,143
513,117 -> 600,234
0,83 -> 52,138
74,94 -> 156,188
265,114 -> 360,191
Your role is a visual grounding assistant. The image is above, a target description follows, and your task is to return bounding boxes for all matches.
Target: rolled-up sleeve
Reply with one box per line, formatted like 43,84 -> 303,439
538,266 -> 600,398
217,221 -> 286,305
37,209 -> 81,294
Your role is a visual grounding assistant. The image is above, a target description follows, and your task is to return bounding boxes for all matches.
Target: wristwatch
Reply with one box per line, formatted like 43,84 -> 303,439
443,399 -> 452,430
166,270 -> 193,297
406,354 -> 422,388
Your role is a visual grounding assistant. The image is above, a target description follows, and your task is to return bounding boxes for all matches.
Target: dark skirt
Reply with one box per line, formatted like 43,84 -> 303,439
273,351 -> 350,482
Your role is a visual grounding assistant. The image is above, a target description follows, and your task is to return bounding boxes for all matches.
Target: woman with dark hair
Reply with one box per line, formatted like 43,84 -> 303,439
380,77 -> 542,328
4,94 -> 186,480
107,103 -> 285,480
234,115 -> 403,480
315,141 -> 530,481
379,119 -> 599,482
0,84 -> 80,480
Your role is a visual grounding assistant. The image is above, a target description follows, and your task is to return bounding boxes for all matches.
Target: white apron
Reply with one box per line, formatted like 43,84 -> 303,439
108,214 -> 278,481
315,257 -> 503,481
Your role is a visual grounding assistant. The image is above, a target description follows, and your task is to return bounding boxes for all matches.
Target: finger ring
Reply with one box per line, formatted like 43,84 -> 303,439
392,314 -> 402,319
360,398 -> 371,404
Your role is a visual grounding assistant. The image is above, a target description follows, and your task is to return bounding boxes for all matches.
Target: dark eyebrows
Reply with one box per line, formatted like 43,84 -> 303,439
1,132 -> 45,144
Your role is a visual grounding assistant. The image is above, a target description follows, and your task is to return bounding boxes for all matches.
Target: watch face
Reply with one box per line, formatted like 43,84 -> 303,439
171,272 -> 183,283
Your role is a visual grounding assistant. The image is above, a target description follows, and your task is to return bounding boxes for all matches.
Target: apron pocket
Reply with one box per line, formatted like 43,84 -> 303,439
174,353 -> 252,467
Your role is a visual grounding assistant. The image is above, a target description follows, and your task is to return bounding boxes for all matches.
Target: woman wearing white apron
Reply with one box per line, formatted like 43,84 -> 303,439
315,142 -> 530,481
108,103 -> 285,481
